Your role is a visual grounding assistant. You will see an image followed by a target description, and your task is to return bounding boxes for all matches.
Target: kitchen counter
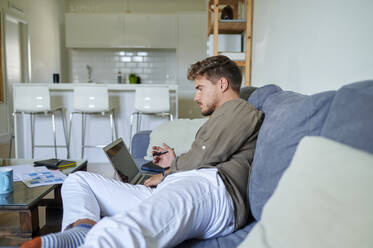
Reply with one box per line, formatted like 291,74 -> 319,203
25,83 -> 178,91
13,83 -> 178,162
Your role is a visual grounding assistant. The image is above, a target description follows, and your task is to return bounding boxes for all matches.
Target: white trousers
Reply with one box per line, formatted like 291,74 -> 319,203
61,168 -> 235,248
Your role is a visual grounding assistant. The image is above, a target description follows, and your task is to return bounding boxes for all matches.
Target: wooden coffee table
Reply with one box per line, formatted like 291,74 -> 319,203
0,159 -> 87,246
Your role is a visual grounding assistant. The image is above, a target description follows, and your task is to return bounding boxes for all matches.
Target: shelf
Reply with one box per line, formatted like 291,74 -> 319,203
208,0 -> 253,86
208,21 -> 246,35
208,0 -> 244,6
233,60 -> 246,67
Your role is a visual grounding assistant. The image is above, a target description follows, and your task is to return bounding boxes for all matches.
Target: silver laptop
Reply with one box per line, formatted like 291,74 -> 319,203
103,138 -> 151,185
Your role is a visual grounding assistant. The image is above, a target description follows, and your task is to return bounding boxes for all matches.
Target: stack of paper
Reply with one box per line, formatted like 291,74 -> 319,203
8,164 -> 67,188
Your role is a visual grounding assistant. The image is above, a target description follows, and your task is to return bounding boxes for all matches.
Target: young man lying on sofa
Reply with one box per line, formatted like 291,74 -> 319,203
23,55 -> 264,248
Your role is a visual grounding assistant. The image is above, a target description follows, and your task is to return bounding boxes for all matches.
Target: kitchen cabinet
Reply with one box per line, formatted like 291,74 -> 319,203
65,13 -> 177,48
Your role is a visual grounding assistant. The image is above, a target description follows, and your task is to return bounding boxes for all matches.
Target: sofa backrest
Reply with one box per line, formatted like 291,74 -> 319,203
247,84 -> 335,220
321,80 -> 373,155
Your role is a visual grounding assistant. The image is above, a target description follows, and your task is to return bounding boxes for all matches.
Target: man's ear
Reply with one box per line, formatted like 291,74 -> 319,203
219,77 -> 229,92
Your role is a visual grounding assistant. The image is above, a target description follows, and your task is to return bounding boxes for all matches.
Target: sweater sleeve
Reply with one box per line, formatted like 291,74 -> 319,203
169,99 -> 263,173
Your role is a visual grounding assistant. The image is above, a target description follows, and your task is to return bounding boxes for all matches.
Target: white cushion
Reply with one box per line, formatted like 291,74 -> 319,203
239,136 -> 373,248
144,118 -> 207,160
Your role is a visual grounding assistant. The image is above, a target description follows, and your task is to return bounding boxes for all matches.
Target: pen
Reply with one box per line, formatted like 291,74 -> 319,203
152,151 -> 169,157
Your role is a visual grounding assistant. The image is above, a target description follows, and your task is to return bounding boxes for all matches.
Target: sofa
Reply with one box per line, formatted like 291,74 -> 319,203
130,80 -> 373,247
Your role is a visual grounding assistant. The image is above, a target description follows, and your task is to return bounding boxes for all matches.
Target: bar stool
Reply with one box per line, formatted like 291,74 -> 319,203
129,86 -> 173,150
69,86 -> 117,158
13,86 -> 69,158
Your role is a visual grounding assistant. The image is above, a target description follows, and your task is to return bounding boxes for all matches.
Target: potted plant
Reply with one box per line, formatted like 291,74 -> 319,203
129,73 -> 138,84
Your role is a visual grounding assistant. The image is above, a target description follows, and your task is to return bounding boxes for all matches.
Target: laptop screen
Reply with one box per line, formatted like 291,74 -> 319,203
103,138 -> 139,182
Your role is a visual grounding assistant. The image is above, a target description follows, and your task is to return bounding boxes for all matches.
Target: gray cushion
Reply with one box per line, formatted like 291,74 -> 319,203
321,80 -> 373,155
248,84 -> 282,110
176,237 -> 219,248
176,222 -> 257,248
248,86 -> 335,220
131,130 -> 152,169
131,130 -> 151,159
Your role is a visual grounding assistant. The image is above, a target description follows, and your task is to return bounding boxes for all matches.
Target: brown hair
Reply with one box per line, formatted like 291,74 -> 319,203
187,55 -> 242,93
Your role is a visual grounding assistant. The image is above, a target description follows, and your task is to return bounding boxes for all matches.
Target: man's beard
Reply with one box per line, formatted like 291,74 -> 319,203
201,102 -> 216,116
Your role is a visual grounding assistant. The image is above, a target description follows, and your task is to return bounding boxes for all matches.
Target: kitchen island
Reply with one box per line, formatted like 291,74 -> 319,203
13,83 -> 178,162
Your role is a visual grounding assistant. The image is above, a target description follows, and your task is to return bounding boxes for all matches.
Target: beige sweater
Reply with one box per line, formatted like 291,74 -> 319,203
167,98 -> 264,230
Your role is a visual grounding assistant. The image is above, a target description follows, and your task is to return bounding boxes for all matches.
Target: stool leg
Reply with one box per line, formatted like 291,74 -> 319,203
30,113 -> 35,159
110,112 -> 114,141
129,113 -> 135,152
9,133 -> 13,158
81,113 -> 86,159
169,113 -> 173,121
68,113 -> 73,158
51,113 -> 57,158
112,110 -> 118,139
9,113 -> 15,158
60,109 -> 69,159
137,113 -> 141,133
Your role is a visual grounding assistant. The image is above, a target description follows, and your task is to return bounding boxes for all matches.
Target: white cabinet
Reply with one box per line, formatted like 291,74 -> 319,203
65,13 -> 177,48
122,14 -> 177,48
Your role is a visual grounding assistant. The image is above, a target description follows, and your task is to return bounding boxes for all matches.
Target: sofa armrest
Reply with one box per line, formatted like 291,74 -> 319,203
131,130 -> 151,159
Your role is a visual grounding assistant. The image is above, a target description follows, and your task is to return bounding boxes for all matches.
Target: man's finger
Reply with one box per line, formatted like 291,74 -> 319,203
144,179 -> 150,186
152,146 -> 161,150
162,143 -> 173,151
152,146 -> 165,152
153,156 -> 160,163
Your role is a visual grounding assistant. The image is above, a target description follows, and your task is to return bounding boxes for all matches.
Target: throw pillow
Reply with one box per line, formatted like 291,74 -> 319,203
239,136 -> 373,248
144,118 -> 207,160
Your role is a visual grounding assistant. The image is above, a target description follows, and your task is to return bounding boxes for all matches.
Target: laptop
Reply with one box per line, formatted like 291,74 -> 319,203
103,138 -> 152,185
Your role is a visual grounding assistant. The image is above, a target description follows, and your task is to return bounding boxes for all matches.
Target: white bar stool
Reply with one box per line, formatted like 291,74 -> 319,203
69,86 -> 118,158
129,86 -> 173,150
13,86 -> 69,158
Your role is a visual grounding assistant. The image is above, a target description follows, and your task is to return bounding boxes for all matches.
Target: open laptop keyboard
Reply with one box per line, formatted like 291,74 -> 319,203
138,174 -> 152,185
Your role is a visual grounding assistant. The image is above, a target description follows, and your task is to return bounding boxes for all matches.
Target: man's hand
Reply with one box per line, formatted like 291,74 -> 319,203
152,143 -> 176,168
144,173 -> 163,187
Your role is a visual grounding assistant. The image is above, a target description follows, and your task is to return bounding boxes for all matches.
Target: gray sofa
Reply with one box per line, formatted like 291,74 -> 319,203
131,80 -> 373,247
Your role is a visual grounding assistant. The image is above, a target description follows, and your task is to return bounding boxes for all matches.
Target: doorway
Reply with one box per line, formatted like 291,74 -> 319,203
5,14 -> 30,117
1,13 -> 30,156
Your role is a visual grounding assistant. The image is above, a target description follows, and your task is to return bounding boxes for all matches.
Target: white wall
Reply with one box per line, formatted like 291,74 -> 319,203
0,0 -> 67,143
177,12 -> 208,118
251,0 -> 373,94
26,0 -> 67,82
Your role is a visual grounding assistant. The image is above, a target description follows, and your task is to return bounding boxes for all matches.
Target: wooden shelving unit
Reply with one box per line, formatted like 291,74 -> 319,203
208,0 -> 253,86
208,21 -> 246,35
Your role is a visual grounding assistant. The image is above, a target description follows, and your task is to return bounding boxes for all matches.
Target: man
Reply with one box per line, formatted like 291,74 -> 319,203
23,55 -> 263,248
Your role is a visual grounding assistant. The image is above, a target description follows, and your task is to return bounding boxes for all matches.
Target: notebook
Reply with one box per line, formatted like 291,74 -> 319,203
103,138 -> 151,185
34,159 -> 77,170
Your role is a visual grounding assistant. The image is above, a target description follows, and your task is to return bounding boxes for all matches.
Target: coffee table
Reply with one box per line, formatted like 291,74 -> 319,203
0,159 -> 87,246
